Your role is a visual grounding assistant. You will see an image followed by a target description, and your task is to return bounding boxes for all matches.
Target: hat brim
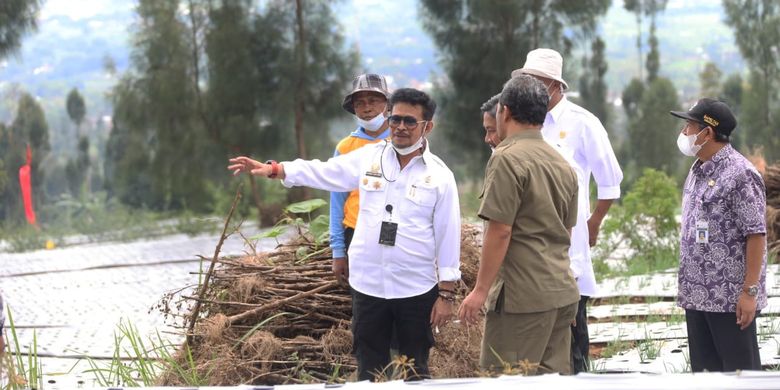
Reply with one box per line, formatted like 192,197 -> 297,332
342,89 -> 389,114
670,110 -> 705,125
511,68 -> 569,90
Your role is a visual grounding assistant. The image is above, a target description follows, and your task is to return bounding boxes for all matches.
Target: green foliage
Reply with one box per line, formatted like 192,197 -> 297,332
699,62 -> 723,98
1,307 -> 43,390
579,37 -> 610,125
724,0 -> 780,162
594,168 -> 680,279
645,23 -> 660,82
253,198 -> 330,251
0,91 -> 51,224
419,0 -> 610,179
0,0 -> 42,59
83,320 -> 209,387
623,77 -> 682,179
66,88 -> 87,127
105,0 -> 357,215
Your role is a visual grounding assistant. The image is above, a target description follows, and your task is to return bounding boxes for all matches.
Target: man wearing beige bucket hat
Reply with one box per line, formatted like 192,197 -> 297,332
330,74 -> 392,285
511,48 -> 623,374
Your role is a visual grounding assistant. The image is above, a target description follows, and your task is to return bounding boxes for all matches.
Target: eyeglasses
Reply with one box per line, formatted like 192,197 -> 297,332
388,115 -> 427,130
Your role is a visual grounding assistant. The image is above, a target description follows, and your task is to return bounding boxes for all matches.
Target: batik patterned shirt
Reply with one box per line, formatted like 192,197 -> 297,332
678,143 -> 767,313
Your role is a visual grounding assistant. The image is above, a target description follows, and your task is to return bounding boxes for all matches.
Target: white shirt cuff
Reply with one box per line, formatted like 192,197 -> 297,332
280,161 -> 297,188
597,185 -> 621,200
438,266 -> 461,282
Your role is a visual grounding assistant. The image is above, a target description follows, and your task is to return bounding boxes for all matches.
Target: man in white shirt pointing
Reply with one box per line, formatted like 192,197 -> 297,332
228,88 -> 461,381
511,48 -> 624,373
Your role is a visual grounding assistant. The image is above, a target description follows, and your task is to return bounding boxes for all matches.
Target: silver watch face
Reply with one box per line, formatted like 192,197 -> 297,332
747,285 -> 759,296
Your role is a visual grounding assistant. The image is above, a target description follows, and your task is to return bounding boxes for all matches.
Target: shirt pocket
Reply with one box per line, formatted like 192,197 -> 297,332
358,175 -> 387,226
406,183 -> 437,208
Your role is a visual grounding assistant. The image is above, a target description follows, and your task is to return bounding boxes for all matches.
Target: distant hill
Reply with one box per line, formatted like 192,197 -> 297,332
0,0 -> 745,130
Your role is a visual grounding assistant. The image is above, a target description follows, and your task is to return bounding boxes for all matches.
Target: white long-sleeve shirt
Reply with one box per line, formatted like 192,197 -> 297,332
282,140 -> 462,299
543,97 -> 623,296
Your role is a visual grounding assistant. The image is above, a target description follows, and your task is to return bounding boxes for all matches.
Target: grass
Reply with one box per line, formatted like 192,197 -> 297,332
1,307 -> 43,390
81,320 -> 207,388
637,327 -> 663,363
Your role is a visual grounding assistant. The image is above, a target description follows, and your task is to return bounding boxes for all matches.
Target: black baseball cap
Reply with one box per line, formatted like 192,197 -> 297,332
670,98 -> 737,137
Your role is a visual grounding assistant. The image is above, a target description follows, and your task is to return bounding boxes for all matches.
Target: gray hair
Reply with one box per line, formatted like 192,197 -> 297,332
499,74 -> 549,126
480,94 -> 501,118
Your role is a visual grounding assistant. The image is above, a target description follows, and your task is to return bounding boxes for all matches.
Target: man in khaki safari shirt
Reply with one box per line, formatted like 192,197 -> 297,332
459,74 -> 580,375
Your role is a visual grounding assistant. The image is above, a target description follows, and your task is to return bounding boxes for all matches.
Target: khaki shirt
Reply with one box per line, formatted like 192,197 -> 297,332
478,131 -> 580,313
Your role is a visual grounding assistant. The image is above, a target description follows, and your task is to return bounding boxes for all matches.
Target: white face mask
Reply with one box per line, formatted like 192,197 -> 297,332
677,129 -> 707,157
356,112 -> 386,131
392,133 -> 426,156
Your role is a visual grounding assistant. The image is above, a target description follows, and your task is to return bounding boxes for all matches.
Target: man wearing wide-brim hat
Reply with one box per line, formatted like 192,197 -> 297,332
670,98 -> 767,372
511,48 -> 624,374
330,74 -> 392,285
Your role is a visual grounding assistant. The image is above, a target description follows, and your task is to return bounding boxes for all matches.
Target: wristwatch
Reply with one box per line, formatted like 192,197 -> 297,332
743,284 -> 759,297
265,160 -> 279,179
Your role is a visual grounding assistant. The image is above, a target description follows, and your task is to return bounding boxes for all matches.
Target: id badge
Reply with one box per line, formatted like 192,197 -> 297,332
379,221 -> 398,246
695,220 -> 709,244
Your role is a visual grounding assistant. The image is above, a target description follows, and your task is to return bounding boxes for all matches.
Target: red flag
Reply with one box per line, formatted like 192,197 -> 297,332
19,144 -> 36,225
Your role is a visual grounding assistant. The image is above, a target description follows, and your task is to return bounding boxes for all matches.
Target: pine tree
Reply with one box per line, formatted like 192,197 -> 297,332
699,62 -> 723,99
65,88 -> 89,197
723,0 -> 780,162
0,92 -> 51,222
419,0 -> 610,177
0,0 -> 41,58
580,37 -> 610,125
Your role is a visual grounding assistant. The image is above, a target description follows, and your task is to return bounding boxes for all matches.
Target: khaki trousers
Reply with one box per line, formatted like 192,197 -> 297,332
480,302 -> 578,375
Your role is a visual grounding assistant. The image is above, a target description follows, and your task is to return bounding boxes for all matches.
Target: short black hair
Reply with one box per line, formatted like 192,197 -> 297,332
499,75 -> 549,126
389,88 -> 437,120
480,94 -> 501,118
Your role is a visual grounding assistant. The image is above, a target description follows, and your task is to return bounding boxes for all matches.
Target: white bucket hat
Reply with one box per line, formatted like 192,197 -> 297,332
511,48 -> 569,90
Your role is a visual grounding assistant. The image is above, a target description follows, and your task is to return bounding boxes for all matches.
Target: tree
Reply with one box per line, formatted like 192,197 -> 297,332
106,0 -> 210,211
0,92 -> 50,223
626,77 -> 680,177
723,0 -> 780,162
623,0 -> 668,80
419,0 -> 610,177
580,37 -> 609,124
0,0 -> 42,58
65,88 -> 89,197
645,21 -> 660,82
699,62 -> 723,99
105,0 -> 357,212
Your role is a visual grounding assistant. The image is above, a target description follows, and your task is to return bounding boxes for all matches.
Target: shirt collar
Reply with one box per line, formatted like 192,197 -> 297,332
695,143 -> 733,177
545,96 -> 568,125
505,130 -> 544,142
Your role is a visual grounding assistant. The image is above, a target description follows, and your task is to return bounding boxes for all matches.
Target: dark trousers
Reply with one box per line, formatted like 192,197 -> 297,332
685,309 -> 761,372
351,286 -> 438,381
570,295 -> 590,374
344,227 -> 355,251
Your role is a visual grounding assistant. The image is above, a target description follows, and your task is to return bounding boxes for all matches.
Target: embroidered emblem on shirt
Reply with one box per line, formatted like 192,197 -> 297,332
362,177 -> 369,185
372,180 -> 382,190
365,163 -> 382,177
559,130 -> 567,139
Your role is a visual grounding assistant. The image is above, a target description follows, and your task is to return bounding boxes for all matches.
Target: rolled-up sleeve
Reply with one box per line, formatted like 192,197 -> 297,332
581,117 -> 623,199
433,172 -> 462,282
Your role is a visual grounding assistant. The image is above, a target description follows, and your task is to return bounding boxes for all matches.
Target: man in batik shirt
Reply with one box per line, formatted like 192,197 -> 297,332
671,98 -> 767,372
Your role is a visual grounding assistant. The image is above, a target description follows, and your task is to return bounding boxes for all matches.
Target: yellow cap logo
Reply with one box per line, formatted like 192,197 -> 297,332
703,115 -> 719,127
